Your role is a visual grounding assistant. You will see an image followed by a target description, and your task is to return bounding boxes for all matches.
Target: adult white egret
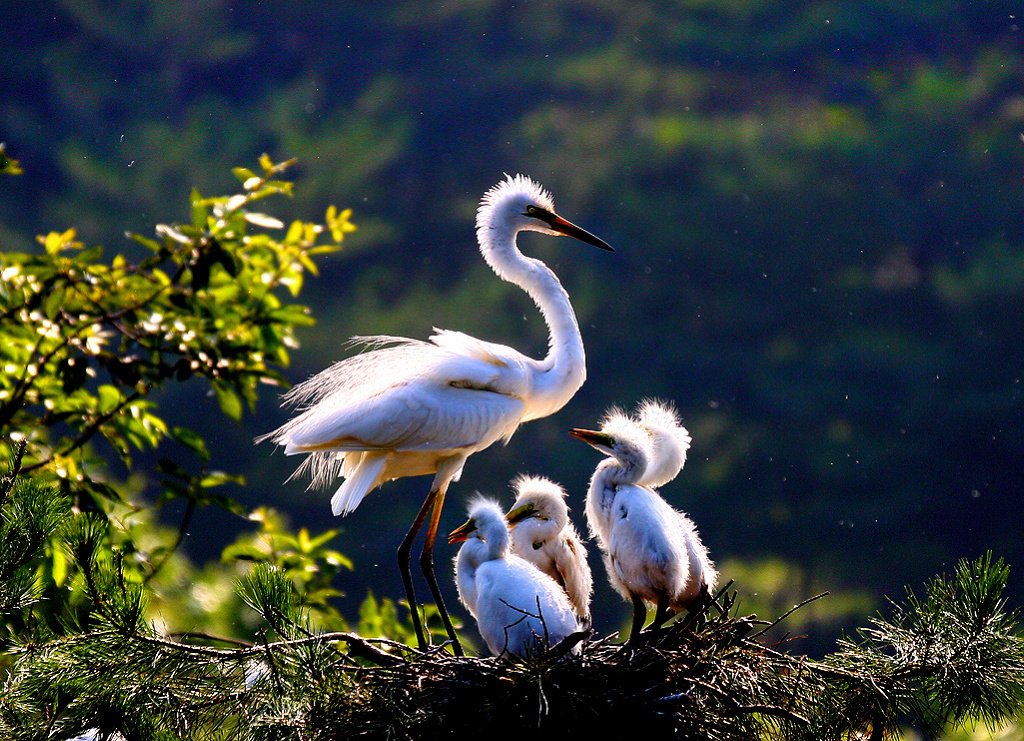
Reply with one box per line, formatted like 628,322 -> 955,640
258,174 -> 612,653
504,474 -> 593,623
448,498 -> 580,657
571,404 -> 714,642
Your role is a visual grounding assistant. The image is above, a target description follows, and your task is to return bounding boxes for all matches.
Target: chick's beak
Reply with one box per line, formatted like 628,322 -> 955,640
447,518 -> 476,544
569,427 -> 616,452
505,502 -> 535,526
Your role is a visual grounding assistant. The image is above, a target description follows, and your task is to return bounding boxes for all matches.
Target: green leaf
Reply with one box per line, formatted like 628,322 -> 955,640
191,188 -> 206,229
169,426 -> 210,464
203,491 -> 248,516
269,305 -> 315,327
199,471 -> 245,489
41,229 -> 77,256
305,529 -> 341,551
232,166 -> 257,183
0,143 -> 23,175
285,220 -> 304,243
42,287 -> 67,320
74,245 -> 104,265
97,385 -> 122,413
212,381 -> 243,421
127,232 -> 163,253
258,153 -> 275,174
221,542 -> 268,562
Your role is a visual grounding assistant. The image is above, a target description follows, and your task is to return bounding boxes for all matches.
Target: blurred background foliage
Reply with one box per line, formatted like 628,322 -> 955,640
3,0 -> 1023,706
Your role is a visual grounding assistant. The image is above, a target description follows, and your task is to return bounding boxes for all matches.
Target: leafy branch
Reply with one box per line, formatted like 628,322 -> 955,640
0,155 -> 353,582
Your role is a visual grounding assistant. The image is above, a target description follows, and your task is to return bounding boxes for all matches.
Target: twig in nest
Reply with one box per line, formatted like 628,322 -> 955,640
750,592 -> 830,639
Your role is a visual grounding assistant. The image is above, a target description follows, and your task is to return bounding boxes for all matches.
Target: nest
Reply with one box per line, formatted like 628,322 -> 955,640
311,590 -> 817,740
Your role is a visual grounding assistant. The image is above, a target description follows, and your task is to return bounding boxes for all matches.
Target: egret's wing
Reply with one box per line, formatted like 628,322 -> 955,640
475,557 -> 578,657
279,337 -> 450,411
274,348 -> 526,453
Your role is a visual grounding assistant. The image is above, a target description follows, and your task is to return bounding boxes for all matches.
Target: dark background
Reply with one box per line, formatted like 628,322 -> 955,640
4,0 -> 1023,652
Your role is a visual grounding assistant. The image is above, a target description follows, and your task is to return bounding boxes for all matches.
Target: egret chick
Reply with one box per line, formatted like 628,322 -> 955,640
259,175 -> 612,652
636,399 -> 717,611
449,498 -> 580,657
571,408 -> 702,642
505,474 -> 593,623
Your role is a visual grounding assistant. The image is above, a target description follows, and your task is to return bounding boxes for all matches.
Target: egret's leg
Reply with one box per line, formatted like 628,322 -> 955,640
627,593 -> 647,645
397,488 -> 438,651
651,595 -> 672,629
419,485 -> 464,656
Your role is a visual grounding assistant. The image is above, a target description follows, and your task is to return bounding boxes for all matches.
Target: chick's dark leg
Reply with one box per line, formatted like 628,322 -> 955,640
627,593 -> 648,645
651,594 -> 674,629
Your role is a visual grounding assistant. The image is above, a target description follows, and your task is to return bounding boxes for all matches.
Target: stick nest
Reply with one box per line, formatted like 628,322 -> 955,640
314,591 -> 816,740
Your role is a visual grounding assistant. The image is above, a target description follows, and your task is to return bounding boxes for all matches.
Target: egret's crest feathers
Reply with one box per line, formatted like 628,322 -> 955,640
476,174 -> 555,231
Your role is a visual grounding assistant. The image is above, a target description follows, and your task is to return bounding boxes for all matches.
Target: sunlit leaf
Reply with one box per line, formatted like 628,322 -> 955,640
212,381 -> 243,421
169,426 -> 210,464
0,143 -> 23,176
232,166 -> 257,183
245,212 -> 285,229
96,385 -> 122,414
199,471 -> 245,489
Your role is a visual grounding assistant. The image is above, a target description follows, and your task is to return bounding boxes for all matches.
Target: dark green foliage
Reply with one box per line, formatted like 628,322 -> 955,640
0,445 -> 70,617
0,162 -> 362,737
802,554 -> 1024,740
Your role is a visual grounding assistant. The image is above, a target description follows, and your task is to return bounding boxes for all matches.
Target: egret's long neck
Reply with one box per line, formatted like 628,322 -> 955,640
477,516 -> 511,562
638,433 -> 686,488
597,439 -> 649,489
588,458 -> 638,522
478,222 -> 586,419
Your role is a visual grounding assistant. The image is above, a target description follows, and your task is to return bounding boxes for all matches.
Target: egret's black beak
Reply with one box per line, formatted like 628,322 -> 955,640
539,210 -> 614,252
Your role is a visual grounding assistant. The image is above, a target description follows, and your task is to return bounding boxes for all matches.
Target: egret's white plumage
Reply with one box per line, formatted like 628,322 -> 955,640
259,174 -> 611,651
505,474 -> 593,623
449,498 -> 580,657
635,400 -> 717,602
635,399 -> 692,489
572,401 -> 715,639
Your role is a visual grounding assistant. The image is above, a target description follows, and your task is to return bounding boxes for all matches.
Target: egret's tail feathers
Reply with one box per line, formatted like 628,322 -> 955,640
330,453 -> 387,516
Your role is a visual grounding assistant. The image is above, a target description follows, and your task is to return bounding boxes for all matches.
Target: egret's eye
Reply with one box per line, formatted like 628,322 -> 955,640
525,205 -> 539,216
